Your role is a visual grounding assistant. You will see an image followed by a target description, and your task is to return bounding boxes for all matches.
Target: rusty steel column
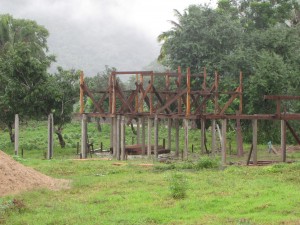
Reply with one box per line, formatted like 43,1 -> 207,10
80,71 -> 84,114
186,68 -> 191,117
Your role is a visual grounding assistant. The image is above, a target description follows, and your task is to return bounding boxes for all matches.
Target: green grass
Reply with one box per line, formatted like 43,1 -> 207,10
1,120 -> 300,224
1,159 -> 300,224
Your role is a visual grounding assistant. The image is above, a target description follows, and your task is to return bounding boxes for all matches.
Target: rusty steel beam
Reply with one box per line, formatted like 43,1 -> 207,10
264,95 -> 300,100
285,121 -> 300,145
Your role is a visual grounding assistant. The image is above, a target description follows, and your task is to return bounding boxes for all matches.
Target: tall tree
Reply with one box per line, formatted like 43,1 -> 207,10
0,14 -> 54,141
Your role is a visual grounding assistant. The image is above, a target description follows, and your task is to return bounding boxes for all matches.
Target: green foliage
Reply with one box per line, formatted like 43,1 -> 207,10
0,14 -> 54,140
195,156 -> 220,170
168,172 -> 187,199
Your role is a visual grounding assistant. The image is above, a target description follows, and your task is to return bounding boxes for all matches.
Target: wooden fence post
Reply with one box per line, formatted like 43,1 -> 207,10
14,114 -> 19,156
47,113 -> 54,159
252,119 -> 258,165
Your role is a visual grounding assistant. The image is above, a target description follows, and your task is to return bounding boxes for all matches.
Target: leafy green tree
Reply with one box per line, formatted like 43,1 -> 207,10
0,14 -> 54,142
43,67 -> 80,148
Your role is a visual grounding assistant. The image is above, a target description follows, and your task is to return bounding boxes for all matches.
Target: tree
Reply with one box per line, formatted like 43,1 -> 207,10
0,14 -> 54,142
42,67 -> 80,148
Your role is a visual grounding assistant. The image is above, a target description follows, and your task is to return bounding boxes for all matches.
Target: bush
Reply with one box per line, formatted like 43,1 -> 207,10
195,156 -> 219,170
168,172 -> 187,199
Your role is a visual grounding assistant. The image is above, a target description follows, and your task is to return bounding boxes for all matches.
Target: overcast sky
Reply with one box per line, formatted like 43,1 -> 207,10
1,0 -> 216,76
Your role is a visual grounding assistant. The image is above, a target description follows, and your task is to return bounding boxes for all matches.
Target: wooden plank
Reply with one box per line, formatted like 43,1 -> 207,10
147,117 -> 152,157
121,116 -> 126,160
211,119 -> 216,155
184,119 -> 189,160
154,115 -> 158,159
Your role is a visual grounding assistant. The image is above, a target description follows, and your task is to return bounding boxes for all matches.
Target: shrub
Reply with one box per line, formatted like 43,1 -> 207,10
168,172 -> 187,199
195,156 -> 219,170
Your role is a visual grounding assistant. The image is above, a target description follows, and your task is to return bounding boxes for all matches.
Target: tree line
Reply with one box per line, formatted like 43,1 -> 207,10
158,0 -> 300,143
1,0 -> 300,147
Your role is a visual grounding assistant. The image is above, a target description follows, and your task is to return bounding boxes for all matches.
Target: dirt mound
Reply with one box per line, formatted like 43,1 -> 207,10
0,151 -> 70,197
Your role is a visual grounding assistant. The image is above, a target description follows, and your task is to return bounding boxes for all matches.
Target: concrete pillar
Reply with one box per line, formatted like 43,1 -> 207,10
154,115 -> 158,159
175,119 -> 179,157
221,119 -> 227,166
47,113 -> 54,159
81,114 -> 87,159
121,116 -> 126,160
211,119 -> 216,155
281,120 -> 286,162
147,117 -> 152,157
252,119 -> 258,165
116,115 -> 121,160
14,114 -> 19,156
201,118 -> 205,154
141,117 -> 146,155
113,117 -> 117,158
167,118 -> 172,150
184,119 -> 189,160
137,118 -> 141,144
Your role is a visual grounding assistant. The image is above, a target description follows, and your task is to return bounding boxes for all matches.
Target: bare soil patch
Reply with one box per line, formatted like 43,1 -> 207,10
0,151 -> 70,197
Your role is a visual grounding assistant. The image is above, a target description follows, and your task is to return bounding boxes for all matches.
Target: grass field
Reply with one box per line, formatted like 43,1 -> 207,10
1,120 -> 300,224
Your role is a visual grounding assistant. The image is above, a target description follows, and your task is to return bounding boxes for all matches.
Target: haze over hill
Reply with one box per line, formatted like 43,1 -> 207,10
0,0 -> 216,76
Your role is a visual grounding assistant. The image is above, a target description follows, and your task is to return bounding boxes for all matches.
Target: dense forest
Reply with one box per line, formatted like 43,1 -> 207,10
1,0 -> 300,145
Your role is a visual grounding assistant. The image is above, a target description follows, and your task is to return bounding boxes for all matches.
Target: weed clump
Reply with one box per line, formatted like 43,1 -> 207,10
195,156 -> 219,170
168,172 -> 187,199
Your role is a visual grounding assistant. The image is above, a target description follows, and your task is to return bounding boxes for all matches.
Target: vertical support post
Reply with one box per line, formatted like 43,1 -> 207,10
178,66 -> 182,114
239,71 -> 243,114
113,117 -> 117,158
150,73 -> 154,115
81,114 -> 87,159
137,118 -> 141,144
167,118 -> 172,150
135,74 -> 139,112
14,114 -> 19,156
221,119 -> 227,166
252,119 -> 258,165
80,71 -> 84,114
214,71 -> 219,114
184,119 -> 189,160
141,117 -> 146,155
47,114 -> 54,159
110,118 -> 113,152
281,120 -> 286,162
147,117 -> 152,157
140,74 -> 144,112
211,119 -> 216,155
154,115 -> 158,159
175,119 -> 179,157
116,115 -> 121,160
121,116 -> 126,160
112,72 -> 116,114
186,67 -> 191,117
236,114 -> 244,157
202,67 -> 207,91
201,118 -> 205,154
